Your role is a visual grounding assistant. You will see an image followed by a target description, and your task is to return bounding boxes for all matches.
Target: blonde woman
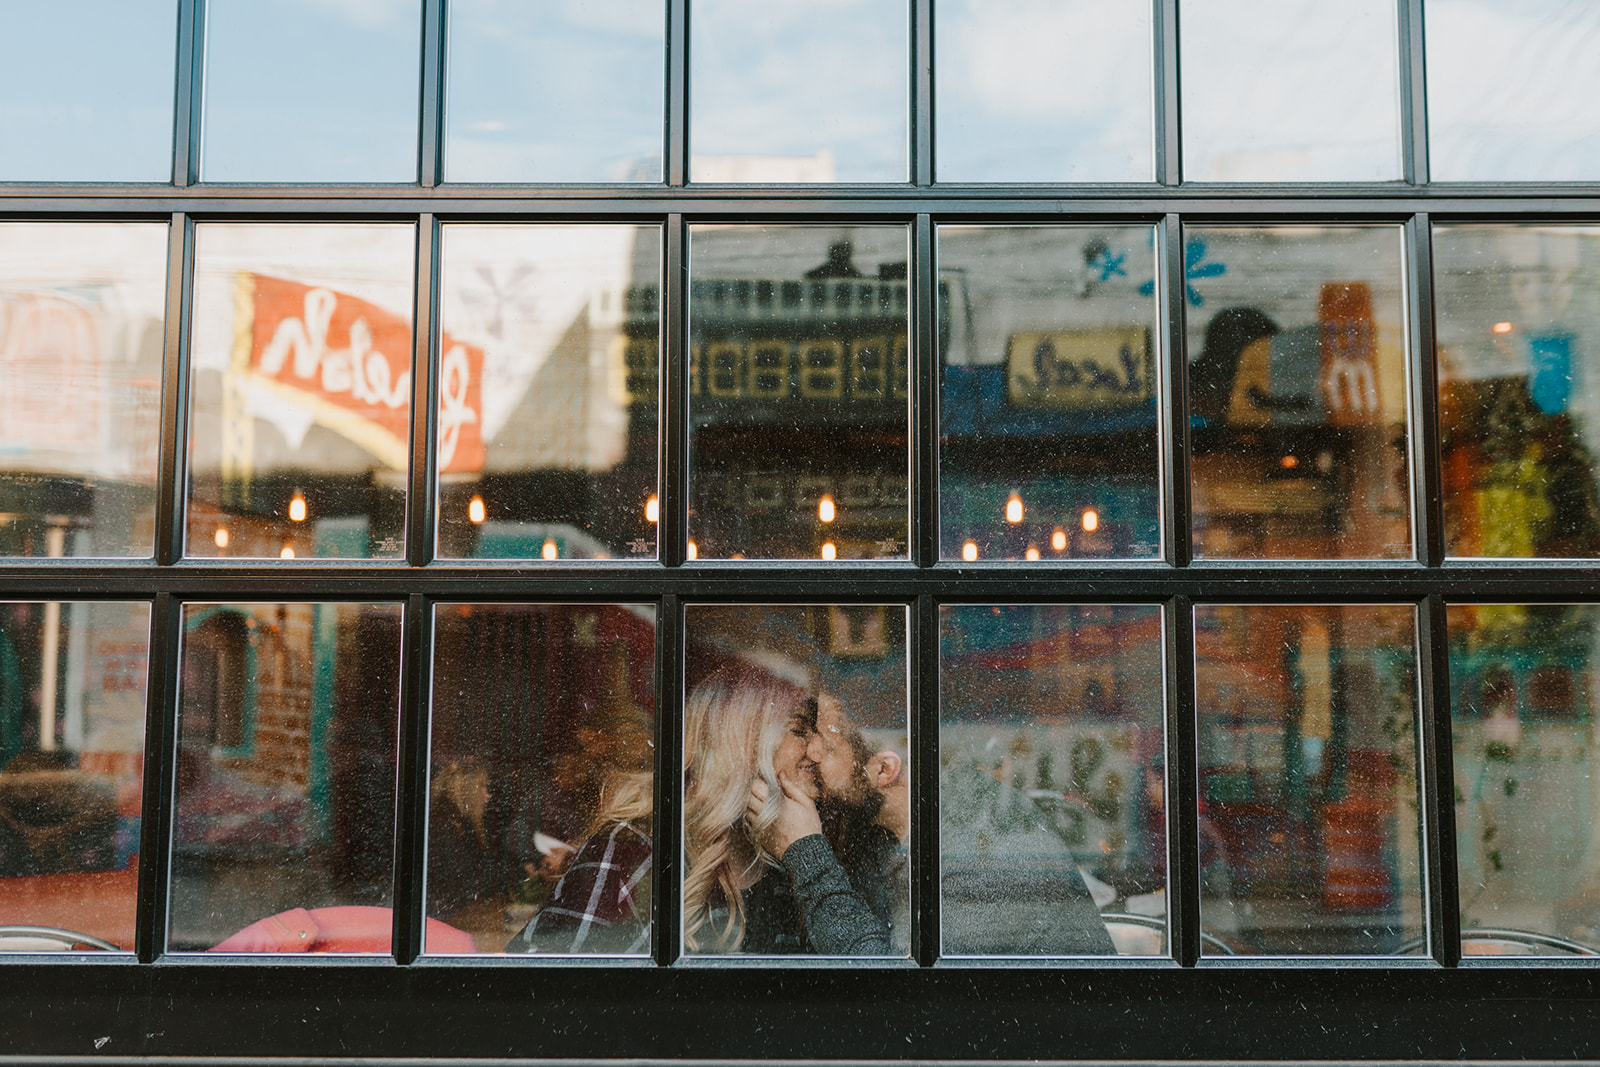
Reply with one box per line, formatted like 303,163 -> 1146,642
683,665 -> 890,955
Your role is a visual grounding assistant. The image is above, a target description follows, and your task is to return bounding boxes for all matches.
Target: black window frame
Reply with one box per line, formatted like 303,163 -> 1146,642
5,0 -> 1600,1060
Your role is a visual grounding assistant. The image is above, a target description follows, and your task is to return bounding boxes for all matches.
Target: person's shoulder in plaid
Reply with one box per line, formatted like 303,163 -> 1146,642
509,819 -> 652,955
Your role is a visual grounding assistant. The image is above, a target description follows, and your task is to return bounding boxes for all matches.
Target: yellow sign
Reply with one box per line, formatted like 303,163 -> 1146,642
1006,327 -> 1150,410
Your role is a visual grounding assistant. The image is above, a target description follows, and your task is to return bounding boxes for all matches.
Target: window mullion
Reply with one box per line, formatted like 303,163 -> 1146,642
408,214 -> 440,567
663,215 -> 687,566
655,593 -> 684,966
418,0 -> 446,188
914,214 -> 937,566
1155,0 -> 1181,186
667,0 -> 688,187
913,0 -> 932,186
1159,213 -> 1192,568
172,0 -> 202,186
157,213 -> 195,567
1166,594 -> 1201,965
1419,594 -> 1462,965
391,593 -> 432,963
136,592 -> 182,962
1408,213 -> 1445,567
912,592 -> 940,966
1399,0 -> 1430,185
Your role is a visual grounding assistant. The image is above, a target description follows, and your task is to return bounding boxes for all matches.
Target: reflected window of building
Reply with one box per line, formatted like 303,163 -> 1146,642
1194,603 -> 1423,956
681,604 -> 910,957
444,0 -> 665,183
934,0 -> 1153,183
689,0 -> 909,183
1179,0 -> 1402,182
436,225 -> 661,561
1434,225 -> 1600,558
938,226 -> 1160,561
200,0 -> 421,182
184,224 -> 416,560
939,604 -> 1166,957
0,602 -> 150,953
1448,603 -> 1600,956
1426,0 -> 1600,182
169,601 -> 402,953
1185,226 -> 1413,560
687,227 -> 909,560
426,604 -> 656,954
0,0 -> 176,182
0,223 -> 168,558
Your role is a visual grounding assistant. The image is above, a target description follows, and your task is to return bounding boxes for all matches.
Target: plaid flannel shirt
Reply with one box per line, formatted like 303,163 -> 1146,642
510,820 -> 651,955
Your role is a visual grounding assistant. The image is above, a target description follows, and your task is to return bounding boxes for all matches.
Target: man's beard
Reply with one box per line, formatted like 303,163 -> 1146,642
818,770 -> 884,852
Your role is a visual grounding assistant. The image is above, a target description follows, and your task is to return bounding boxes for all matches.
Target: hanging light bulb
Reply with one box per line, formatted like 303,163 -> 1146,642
542,539 -> 558,560
1005,493 -> 1024,524
468,495 -> 486,524
1051,528 -> 1067,552
1081,507 -> 1099,533
821,541 -> 837,561
962,540 -> 979,561
288,492 -> 307,523
645,494 -> 659,523
214,527 -> 230,549
1025,545 -> 1041,561
818,494 -> 836,523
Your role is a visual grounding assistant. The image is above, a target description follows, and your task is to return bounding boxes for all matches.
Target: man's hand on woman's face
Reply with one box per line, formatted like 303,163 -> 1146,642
747,771 -> 823,860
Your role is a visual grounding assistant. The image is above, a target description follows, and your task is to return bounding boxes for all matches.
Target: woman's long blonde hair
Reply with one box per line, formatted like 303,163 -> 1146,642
681,664 -> 809,952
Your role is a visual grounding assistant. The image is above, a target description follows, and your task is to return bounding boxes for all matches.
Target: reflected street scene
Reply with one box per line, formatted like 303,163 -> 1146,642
0,223 -> 168,558
436,226 -> 661,561
1195,604 -> 1423,956
682,604 -> 909,957
0,602 -> 150,952
427,604 -> 655,954
940,605 -> 1165,956
169,602 -> 402,953
688,227 -> 910,560
1185,226 -> 1413,560
1449,603 -> 1600,956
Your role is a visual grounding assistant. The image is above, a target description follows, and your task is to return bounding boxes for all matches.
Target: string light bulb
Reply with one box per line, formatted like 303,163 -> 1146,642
1051,528 -> 1067,552
821,541 -> 837,561
1005,493 -> 1024,524
468,495 -> 486,524
214,527 -> 230,549
542,539 -> 558,560
280,545 -> 295,559
686,540 -> 699,560
645,495 -> 659,523
1081,508 -> 1099,533
288,493 -> 307,523
962,540 -> 979,561
1025,545 -> 1040,561
818,494 -> 836,523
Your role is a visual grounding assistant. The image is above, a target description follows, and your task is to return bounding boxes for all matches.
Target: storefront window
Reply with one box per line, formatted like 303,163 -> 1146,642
0,223 -> 167,558
425,603 -> 656,954
436,225 -> 662,560
688,226 -> 910,561
1186,226 -> 1413,560
184,224 -> 416,560
169,601 -> 402,953
0,601 -> 149,952
939,604 -> 1166,956
938,225 -> 1160,561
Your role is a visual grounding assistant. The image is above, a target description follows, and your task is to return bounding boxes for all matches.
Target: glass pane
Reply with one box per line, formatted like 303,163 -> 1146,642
1185,226 -> 1413,560
939,226 -> 1160,561
682,604 -> 909,957
688,226 -> 909,560
1179,0 -> 1401,182
1427,0 -> 1600,181
939,604 -> 1166,957
0,1 -> 176,181
0,223 -> 167,558
1434,225 -> 1600,558
436,225 -> 661,560
185,224 -> 415,560
1448,603 -> 1600,956
1194,604 -> 1422,956
689,0 -> 908,183
169,602 -> 402,953
445,0 -> 665,182
201,0 -> 421,182
934,0 -> 1153,183
0,602 -> 149,952
427,604 -> 656,954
